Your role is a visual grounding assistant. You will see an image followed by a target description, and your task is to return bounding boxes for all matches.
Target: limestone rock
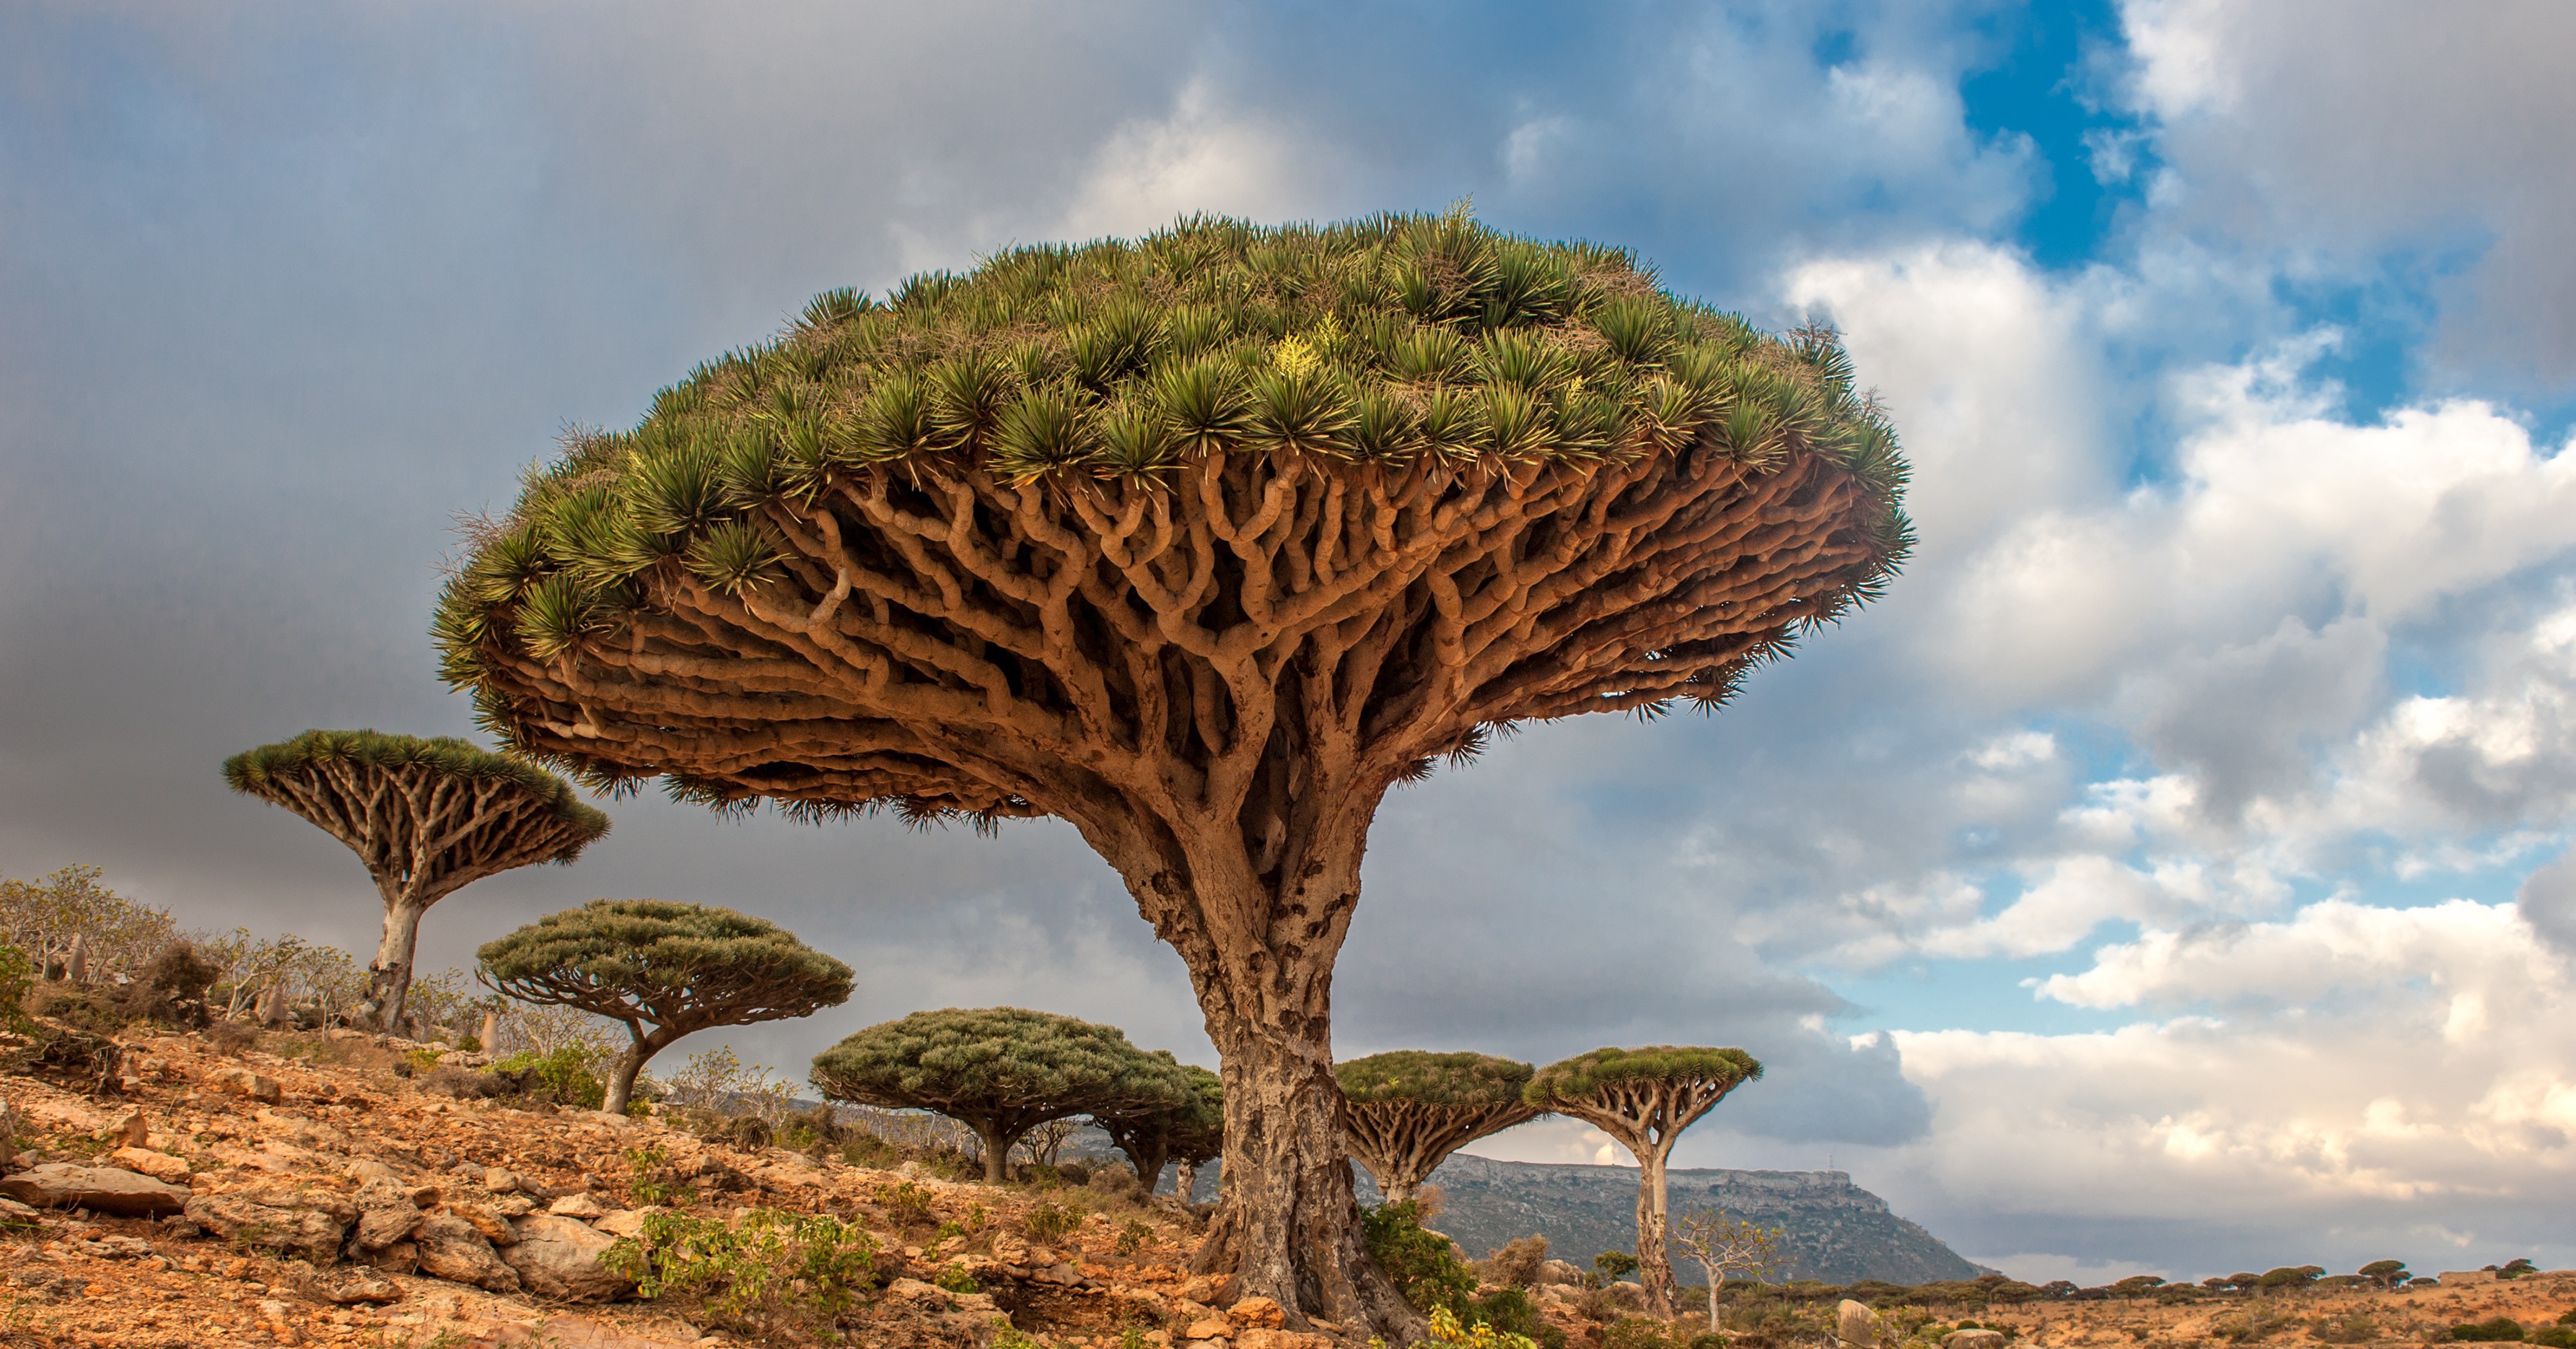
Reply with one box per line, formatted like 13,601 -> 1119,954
501,1213 -> 636,1303
483,1166 -> 523,1194
446,1199 -> 520,1247
1180,1272 -> 1240,1307
1535,1258 -> 1587,1286
1839,1298 -> 1885,1347
185,1189 -> 351,1262
0,1163 -> 193,1216
1942,1332 -> 2007,1349
357,1239 -> 419,1274
1184,1317 -> 1232,1341
1237,1332 -> 1333,1349
110,1108 -> 149,1148
206,1067 -> 282,1104
418,1212 -> 522,1293
319,1274 -> 402,1304
352,1176 -> 426,1249
345,1158 -> 403,1186
590,1206 -> 660,1239
1228,1296 -> 1287,1330
108,1146 -> 191,1183
548,1192 -> 607,1219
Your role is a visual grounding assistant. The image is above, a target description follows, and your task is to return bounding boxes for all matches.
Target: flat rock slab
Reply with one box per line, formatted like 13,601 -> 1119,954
0,1162 -> 193,1215
501,1213 -> 635,1303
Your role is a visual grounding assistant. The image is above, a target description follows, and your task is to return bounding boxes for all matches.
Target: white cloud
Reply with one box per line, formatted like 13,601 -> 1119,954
1056,77 -> 1315,242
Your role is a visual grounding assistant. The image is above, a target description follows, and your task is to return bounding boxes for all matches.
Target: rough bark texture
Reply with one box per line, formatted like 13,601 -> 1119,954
444,239 -> 1901,1333
1341,1098 -> 1540,1205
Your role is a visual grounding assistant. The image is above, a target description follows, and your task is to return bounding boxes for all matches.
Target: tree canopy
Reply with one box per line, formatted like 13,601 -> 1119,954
1526,1046 -> 1762,1317
224,730 -> 610,1030
1337,1050 -> 1538,1205
810,1006 -> 1193,1184
478,899 -> 853,1114
1092,1052 -> 1223,1192
430,208 -> 1909,1335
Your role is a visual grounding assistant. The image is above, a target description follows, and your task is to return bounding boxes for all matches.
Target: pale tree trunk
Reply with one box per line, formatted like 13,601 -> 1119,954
1375,1166 -> 1419,1207
362,894 -> 430,1033
973,1120 -> 1013,1185
1172,1159 -> 1201,1203
1634,1143 -> 1676,1315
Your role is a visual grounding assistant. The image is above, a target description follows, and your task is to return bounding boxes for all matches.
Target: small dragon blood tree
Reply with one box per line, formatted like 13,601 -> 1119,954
1527,1046 -> 1762,1317
224,730 -> 610,1031
1338,1050 -> 1539,1205
434,209 -> 1909,1335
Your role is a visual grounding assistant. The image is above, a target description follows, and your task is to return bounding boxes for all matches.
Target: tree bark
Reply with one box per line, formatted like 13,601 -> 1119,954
1635,1143 -> 1675,1316
362,897 -> 429,1033
974,1119 -> 1012,1185
1172,1159 -> 1201,1203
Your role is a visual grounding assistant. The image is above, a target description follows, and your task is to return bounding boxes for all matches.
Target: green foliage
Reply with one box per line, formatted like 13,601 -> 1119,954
2526,1327 -> 2576,1348
874,1180 -> 937,1227
2357,1259 -> 2408,1288
1363,1200 -> 1477,1317
2254,1265 -> 2324,1291
1523,1045 -> 1763,1103
1092,1052 -> 1222,1185
1025,1197 -> 1085,1241
1116,1218 -> 1152,1255
0,943 -> 32,1034
478,899 -> 853,1040
1595,1250 -> 1640,1283
222,730 -> 609,842
436,209 -> 1912,753
2453,1319 -> 2528,1343
810,1007 -> 1195,1175
1424,1306 -> 1539,1349
604,1208 -> 879,1337
1337,1050 -> 1533,1105
934,1262 -> 981,1295
0,864 -> 178,986
623,1143 -> 693,1208
495,1045 -> 608,1109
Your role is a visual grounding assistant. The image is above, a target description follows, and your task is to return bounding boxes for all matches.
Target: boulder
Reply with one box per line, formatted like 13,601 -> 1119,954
206,1067 -> 282,1104
1535,1258 -> 1587,1287
1236,1333 -> 1333,1349
185,1186 -> 356,1262
501,1213 -> 636,1303
1839,1299 -> 1886,1347
1229,1296 -> 1287,1330
0,1163 -> 193,1216
345,1158 -> 403,1186
446,1199 -> 520,1247
357,1239 -> 419,1274
318,1274 -> 402,1305
1180,1272 -> 1241,1307
1942,1332 -> 2007,1349
483,1166 -> 524,1194
548,1192 -> 607,1219
108,1147 -> 192,1183
591,1207 -> 660,1240
352,1177 -> 426,1249
417,1212 -> 522,1293
1184,1317 -> 1233,1341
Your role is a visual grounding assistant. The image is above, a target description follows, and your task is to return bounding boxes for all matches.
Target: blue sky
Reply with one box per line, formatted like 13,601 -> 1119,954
6,0 -> 2576,1285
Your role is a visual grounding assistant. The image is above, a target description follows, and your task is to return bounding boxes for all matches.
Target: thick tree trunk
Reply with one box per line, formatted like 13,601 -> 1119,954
974,1120 -> 1012,1185
604,1043 -> 644,1117
362,897 -> 429,1033
1377,1168 -> 1419,1207
1636,1145 -> 1675,1317
1191,1005 -> 1416,1337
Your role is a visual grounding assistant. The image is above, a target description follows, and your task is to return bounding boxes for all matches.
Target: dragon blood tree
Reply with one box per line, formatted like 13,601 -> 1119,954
810,1006 -> 1191,1184
433,211 -> 1909,1332
1094,1052 -> 1224,1194
1526,1046 -> 1761,1317
1338,1050 -> 1539,1205
224,730 -> 610,1031
476,899 -> 854,1114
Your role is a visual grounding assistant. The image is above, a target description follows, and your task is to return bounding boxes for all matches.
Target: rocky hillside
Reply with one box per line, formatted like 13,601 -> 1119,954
1393,1155 -> 1989,1285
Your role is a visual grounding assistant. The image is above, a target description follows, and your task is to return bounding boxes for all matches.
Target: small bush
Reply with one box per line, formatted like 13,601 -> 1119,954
2312,1312 -> 2378,1344
1485,1234 -> 1549,1288
1364,1200 -> 1478,1317
934,1262 -> 980,1294
1425,1306 -> 1541,1349
875,1181 -> 937,1228
625,1143 -> 693,1208
604,1207 -> 880,1338
1116,1218 -> 1153,1255
204,1020 -> 259,1055
33,983 -> 126,1035
2453,1319 -> 2528,1343
420,1065 -> 509,1099
494,1046 -> 608,1110
726,1114 -> 774,1151
1595,1250 -> 1639,1283
1025,1198 -> 1086,1241
1089,1165 -> 1146,1205
2527,1327 -> 2576,1348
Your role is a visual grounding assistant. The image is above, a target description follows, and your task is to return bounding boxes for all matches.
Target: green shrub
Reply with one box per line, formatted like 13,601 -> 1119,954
1116,1218 -> 1153,1255
1595,1250 -> 1639,1283
2524,1328 -> 2575,1349
1364,1200 -> 1476,1316
603,1208 -> 879,1337
2453,1319 -> 2527,1343
934,1262 -> 980,1294
875,1180 -> 937,1227
495,1045 -> 608,1109
1025,1197 -> 1086,1241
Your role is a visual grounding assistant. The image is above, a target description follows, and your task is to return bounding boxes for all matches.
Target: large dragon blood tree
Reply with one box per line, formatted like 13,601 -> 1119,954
433,210 -> 1909,1334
